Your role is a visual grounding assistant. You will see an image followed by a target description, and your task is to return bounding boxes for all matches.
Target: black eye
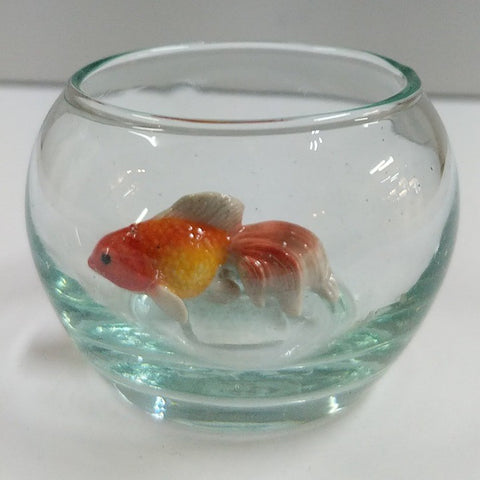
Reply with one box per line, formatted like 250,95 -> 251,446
101,252 -> 111,265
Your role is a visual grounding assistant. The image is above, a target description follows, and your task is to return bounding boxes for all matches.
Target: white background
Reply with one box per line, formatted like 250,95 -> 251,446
1,1 -> 480,94
1,86 -> 479,480
1,3 -> 480,478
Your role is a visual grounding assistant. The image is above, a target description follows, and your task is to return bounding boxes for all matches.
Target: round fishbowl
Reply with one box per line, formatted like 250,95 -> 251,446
26,43 -> 458,429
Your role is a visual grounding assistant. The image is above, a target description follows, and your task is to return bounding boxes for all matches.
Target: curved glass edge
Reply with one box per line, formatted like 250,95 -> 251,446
64,42 -> 423,134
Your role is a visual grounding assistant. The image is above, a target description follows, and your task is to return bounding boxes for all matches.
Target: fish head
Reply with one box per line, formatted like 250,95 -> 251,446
88,226 -> 156,292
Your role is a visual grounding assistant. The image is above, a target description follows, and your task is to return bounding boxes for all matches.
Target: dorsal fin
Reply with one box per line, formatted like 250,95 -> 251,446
156,192 -> 244,233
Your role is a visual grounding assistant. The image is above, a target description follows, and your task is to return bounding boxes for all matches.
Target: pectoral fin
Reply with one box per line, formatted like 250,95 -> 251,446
147,284 -> 188,324
205,268 -> 241,304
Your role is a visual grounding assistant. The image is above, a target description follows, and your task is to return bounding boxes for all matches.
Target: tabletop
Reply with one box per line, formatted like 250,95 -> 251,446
1,84 -> 479,479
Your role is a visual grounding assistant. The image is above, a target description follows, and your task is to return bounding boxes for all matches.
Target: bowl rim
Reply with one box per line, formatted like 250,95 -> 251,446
65,42 -> 423,134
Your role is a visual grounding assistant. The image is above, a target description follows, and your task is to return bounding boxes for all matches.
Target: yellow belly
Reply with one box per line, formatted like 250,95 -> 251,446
159,243 -> 227,298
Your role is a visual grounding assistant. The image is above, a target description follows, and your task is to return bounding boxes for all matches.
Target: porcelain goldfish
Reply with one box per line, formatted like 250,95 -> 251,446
88,192 -> 339,324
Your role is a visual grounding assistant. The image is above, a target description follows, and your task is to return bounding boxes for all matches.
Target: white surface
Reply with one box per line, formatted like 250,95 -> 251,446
2,1 -> 480,95
1,85 -> 479,479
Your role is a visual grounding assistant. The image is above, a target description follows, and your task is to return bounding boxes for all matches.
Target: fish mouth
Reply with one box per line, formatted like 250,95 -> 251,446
87,253 -> 99,273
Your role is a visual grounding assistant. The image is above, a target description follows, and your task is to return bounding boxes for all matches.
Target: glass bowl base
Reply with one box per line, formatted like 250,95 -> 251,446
113,379 -> 374,431
27,204 -> 458,430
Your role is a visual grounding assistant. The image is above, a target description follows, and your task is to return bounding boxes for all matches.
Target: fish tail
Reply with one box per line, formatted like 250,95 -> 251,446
228,221 -> 339,316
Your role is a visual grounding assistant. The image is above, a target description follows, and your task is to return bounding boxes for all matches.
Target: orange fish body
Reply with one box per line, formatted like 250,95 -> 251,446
88,192 -> 339,324
88,217 -> 230,299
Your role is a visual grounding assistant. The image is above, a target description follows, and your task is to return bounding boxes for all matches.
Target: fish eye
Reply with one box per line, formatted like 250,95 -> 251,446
101,252 -> 112,265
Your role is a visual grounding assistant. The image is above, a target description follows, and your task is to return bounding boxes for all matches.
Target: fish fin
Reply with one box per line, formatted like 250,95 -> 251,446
156,192 -> 244,233
277,289 -> 303,317
205,268 -> 241,304
272,261 -> 303,316
237,251 -> 303,315
231,220 -> 340,314
301,242 -> 340,303
147,284 -> 188,324
236,256 -> 267,308
311,268 -> 340,303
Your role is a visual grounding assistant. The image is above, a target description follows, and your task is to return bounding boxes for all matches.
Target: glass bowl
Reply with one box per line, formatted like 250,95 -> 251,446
26,43 -> 458,429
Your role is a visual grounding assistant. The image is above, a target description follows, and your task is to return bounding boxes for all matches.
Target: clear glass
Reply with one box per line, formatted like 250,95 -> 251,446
26,43 -> 458,429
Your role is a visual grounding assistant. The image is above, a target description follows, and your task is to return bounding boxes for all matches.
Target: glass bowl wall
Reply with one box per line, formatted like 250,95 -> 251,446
26,43 -> 458,429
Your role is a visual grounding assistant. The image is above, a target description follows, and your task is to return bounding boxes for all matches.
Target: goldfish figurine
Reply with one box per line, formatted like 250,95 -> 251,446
88,192 -> 339,324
